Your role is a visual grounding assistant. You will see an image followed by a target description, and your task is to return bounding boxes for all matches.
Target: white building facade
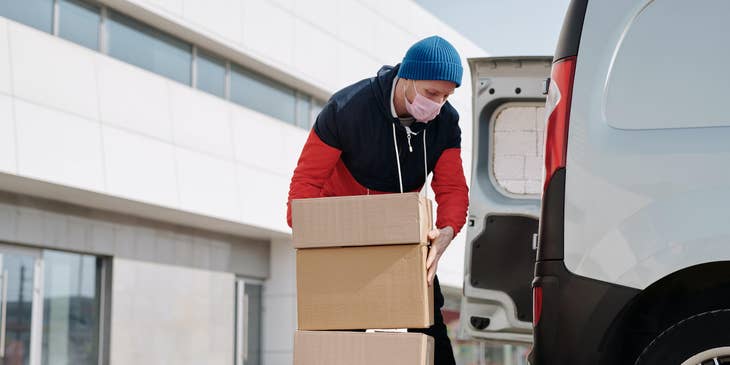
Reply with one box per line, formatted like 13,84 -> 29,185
0,0 -> 486,364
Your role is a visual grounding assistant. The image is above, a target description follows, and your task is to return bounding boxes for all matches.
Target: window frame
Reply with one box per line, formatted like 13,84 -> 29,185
489,101 -> 545,200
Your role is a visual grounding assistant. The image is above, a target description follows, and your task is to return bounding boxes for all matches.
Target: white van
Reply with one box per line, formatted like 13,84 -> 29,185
460,0 -> 730,364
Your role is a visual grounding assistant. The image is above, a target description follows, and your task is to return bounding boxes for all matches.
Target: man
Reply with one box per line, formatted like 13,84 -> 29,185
287,35 -> 469,365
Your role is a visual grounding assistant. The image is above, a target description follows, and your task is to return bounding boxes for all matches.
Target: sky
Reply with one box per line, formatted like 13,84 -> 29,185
414,0 -> 572,56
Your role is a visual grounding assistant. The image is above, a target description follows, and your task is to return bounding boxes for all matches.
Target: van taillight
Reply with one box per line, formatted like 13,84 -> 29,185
533,286 -> 543,326
542,57 -> 576,193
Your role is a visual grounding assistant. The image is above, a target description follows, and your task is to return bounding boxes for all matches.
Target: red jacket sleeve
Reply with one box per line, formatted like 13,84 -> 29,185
431,147 -> 469,236
287,130 -> 342,227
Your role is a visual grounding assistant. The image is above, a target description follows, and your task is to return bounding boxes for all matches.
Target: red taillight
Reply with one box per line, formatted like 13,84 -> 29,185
533,286 -> 543,326
542,57 -> 577,193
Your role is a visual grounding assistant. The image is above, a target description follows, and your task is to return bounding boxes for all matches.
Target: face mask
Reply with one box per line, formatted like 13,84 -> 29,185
404,80 -> 444,123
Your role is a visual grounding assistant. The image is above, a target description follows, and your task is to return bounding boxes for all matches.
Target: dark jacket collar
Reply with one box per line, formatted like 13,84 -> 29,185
370,64 -> 428,133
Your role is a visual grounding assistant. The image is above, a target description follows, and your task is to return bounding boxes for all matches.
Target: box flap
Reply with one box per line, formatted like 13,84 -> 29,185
292,193 -> 433,248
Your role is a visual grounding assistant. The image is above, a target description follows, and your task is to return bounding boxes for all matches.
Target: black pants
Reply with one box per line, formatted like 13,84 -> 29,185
408,275 -> 456,365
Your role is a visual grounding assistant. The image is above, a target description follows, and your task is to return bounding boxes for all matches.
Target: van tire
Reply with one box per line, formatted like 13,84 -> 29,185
634,309 -> 730,364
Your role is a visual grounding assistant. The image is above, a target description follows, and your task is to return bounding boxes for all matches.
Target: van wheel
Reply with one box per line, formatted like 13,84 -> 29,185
634,309 -> 730,365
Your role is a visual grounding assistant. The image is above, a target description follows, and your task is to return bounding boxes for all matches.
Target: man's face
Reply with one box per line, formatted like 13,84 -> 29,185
406,79 -> 457,104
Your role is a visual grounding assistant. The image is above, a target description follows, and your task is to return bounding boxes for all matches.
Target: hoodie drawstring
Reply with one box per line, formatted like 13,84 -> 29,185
392,124 -> 404,193
391,123 -> 428,197
422,129 -> 428,199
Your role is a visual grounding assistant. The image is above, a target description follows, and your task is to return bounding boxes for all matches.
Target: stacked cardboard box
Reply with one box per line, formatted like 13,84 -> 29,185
294,331 -> 433,365
291,193 -> 435,365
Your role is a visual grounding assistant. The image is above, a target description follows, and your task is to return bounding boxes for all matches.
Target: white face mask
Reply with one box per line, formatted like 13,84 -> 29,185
404,80 -> 444,123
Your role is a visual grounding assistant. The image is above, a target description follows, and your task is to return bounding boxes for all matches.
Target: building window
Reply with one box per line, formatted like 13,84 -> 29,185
297,96 -> 326,129
195,50 -> 227,98
310,99 -> 325,128
1,250 -> 35,364
235,279 -> 262,365
295,93 -> 311,129
230,65 -> 296,124
0,244 -> 107,364
58,0 -> 100,51
41,250 -> 103,365
0,0 -> 53,33
107,10 -> 192,85
2,1 -> 328,128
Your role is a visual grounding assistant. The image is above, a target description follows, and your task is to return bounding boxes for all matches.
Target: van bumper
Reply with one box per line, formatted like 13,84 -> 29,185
527,260 -> 639,365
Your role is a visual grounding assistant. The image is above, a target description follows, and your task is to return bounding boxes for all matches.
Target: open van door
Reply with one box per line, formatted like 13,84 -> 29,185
460,57 -> 552,344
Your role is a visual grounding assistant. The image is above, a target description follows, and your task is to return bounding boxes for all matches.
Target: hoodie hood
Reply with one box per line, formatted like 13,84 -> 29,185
370,64 -> 427,134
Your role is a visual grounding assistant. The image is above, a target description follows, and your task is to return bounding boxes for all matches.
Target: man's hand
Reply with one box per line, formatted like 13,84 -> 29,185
426,226 -> 454,286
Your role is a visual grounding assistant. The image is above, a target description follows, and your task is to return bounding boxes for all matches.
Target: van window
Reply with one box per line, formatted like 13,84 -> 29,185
604,0 -> 730,130
492,104 -> 545,196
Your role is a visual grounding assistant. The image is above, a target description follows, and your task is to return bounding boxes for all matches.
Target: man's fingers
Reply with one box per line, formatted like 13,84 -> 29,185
427,262 -> 438,286
426,243 -> 443,269
426,229 -> 445,286
426,248 -> 437,269
426,248 -> 440,286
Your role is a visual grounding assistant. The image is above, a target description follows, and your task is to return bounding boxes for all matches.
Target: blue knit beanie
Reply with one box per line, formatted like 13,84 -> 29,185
397,36 -> 463,87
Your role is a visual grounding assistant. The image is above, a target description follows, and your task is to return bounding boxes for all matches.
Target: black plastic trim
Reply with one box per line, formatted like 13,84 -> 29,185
537,168 -> 565,261
554,0 -> 589,61
529,261 -> 639,364
532,164 -> 644,364
529,261 -> 730,364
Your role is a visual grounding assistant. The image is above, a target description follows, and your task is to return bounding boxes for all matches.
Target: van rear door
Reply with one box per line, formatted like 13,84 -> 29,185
460,56 -> 552,344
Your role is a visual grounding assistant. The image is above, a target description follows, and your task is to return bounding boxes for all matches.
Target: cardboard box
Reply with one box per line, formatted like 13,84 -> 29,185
294,331 -> 434,365
291,193 -> 433,248
297,243 -> 434,330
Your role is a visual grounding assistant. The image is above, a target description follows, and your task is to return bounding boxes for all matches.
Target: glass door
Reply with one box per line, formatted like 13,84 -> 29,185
0,244 -> 42,365
0,243 -> 103,365
235,279 -> 262,365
